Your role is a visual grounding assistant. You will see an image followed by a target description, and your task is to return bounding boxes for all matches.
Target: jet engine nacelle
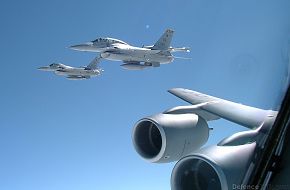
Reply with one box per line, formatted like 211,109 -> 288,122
171,143 -> 257,190
132,113 -> 209,163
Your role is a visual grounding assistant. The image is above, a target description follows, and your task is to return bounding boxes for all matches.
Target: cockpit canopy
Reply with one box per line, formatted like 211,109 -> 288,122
49,63 -> 66,69
92,37 -> 128,45
49,63 -> 59,67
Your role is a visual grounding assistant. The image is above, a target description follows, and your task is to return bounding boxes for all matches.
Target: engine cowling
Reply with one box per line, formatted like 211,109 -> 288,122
132,113 -> 209,163
171,143 -> 257,190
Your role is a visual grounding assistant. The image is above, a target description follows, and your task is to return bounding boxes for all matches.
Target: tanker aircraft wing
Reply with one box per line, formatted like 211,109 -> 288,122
168,88 -> 277,129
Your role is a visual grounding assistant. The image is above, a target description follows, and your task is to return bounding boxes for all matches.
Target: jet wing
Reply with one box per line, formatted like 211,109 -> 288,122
168,88 -> 277,129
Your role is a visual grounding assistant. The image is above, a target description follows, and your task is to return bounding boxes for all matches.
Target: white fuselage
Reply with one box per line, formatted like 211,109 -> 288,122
54,67 -> 100,76
38,63 -> 101,79
101,45 -> 174,64
70,39 -> 174,64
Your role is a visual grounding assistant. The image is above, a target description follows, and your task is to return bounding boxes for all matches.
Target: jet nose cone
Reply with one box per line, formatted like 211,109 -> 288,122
38,66 -> 50,71
69,42 -> 94,51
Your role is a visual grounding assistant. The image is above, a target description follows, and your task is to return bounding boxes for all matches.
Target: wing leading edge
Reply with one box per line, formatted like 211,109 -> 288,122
168,88 -> 277,129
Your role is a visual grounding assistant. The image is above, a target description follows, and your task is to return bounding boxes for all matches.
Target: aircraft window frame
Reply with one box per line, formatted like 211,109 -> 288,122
247,86 -> 290,188
92,37 -> 128,45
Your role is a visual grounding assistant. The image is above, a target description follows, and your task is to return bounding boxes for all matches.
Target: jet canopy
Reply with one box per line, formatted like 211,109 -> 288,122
49,63 -> 67,69
92,37 -> 128,45
49,63 -> 62,67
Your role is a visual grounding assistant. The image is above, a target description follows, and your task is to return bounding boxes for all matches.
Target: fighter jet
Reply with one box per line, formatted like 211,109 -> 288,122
38,57 -> 103,80
69,29 -> 190,70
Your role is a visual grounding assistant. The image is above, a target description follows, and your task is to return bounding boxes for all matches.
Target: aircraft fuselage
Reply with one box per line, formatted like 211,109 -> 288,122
100,47 -> 174,64
54,68 -> 100,76
70,38 -> 174,64
69,29 -> 189,70
38,63 -> 102,80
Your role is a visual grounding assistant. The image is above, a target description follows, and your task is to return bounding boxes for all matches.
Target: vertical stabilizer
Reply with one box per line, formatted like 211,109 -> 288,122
86,56 -> 101,70
152,29 -> 174,50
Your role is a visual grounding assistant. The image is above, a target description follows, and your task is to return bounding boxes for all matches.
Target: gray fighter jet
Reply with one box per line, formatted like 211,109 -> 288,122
38,57 -> 103,80
69,29 -> 190,70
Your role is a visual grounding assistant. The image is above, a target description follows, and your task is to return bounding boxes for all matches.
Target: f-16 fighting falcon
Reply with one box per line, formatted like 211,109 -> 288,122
38,57 -> 103,80
69,29 -> 190,70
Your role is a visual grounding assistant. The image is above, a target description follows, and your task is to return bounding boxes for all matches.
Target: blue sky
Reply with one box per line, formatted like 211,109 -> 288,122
0,0 -> 290,190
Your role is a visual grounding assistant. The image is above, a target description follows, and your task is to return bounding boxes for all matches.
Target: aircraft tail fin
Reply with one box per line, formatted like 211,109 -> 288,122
86,56 -> 101,70
152,29 -> 174,50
